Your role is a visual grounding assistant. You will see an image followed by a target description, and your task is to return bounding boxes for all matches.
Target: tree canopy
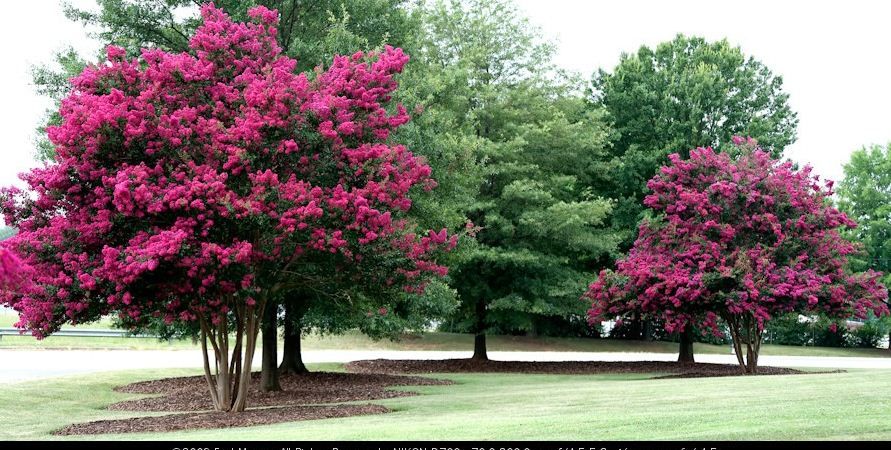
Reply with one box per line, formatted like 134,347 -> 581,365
31,2 -> 472,374
586,139 -> 889,373
592,34 -> 799,247
838,143 -> 891,286
414,0 -> 619,357
1,5 -> 453,410
837,143 -> 891,347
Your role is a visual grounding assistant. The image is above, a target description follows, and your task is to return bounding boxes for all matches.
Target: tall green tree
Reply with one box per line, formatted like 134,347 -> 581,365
592,34 -> 798,245
417,0 -> 619,359
590,34 -> 798,350
837,143 -> 891,350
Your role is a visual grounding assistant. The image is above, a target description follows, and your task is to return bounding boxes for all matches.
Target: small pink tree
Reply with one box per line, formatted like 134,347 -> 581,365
0,5 -> 454,411
585,138 -> 889,373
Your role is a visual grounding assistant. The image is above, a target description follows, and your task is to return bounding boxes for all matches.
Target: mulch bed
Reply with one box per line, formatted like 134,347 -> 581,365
55,404 -> 389,436
109,371 -> 453,412
56,371 -> 452,436
344,358 -> 818,378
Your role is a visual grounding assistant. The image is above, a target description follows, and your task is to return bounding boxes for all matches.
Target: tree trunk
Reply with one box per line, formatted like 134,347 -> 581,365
260,302 -> 281,392
677,327 -> 695,363
724,313 -> 762,374
279,300 -> 308,375
746,345 -> 757,374
231,302 -> 263,412
625,316 -> 644,340
472,332 -> 488,361
471,298 -> 488,361
198,296 -> 265,412
746,328 -> 762,374
724,313 -> 749,374
643,320 -> 654,341
527,320 -> 538,338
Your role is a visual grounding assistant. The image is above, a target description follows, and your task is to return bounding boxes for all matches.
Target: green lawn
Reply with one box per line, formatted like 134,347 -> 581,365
0,314 -> 113,329
0,314 -> 197,350
2,364 -> 890,440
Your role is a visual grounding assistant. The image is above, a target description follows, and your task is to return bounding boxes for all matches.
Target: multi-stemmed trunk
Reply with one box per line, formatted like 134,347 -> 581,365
723,313 -> 763,374
677,326 -> 695,363
471,298 -> 488,361
260,301 -> 281,392
279,299 -> 309,374
198,296 -> 266,412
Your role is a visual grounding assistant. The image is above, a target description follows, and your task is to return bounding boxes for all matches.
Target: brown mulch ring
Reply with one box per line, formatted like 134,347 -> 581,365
344,358 -> 834,378
56,371 -> 452,436
55,403 -> 389,436
109,371 -> 453,412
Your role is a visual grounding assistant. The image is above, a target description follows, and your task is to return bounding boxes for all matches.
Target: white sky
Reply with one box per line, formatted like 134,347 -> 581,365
2,0 -> 890,196
515,0 -> 891,184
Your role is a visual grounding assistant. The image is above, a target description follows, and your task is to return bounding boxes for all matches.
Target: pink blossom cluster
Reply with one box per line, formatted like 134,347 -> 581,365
0,247 -> 33,293
585,141 -> 889,334
0,4 -> 454,337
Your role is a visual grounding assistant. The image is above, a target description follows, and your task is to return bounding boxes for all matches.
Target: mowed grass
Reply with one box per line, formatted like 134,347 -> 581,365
1,365 -> 890,440
0,314 -> 196,350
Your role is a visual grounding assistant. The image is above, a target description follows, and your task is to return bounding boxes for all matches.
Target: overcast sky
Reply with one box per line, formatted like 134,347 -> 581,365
2,0 -> 890,195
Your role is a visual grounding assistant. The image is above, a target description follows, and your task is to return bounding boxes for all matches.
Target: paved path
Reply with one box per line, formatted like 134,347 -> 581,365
2,349 -> 890,383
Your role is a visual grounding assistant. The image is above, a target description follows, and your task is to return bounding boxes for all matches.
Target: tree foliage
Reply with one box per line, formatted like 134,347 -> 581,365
60,0 -> 418,71
0,248 -> 31,292
33,1 -> 468,354
415,0 -> 619,353
591,35 -> 799,246
585,139 -> 889,373
34,0 -> 419,160
837,143 -> 891,349
837,143 -> 891,285
0,5 -> 453,410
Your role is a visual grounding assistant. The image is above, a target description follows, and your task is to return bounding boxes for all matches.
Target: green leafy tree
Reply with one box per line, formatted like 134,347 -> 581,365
417,0 -> 619,359
592,34 -> 798,244
837,143 -> 891,350
590,34 -> 798,348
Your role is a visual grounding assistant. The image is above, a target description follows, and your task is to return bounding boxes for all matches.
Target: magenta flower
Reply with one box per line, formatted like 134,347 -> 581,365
585,141 -> 889,373
0,4 -> 456,411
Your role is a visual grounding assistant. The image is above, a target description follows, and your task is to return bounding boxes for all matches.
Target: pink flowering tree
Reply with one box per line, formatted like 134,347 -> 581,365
0,5 -> 454,412
0,247 -> 32,293
585,138 -> 889,373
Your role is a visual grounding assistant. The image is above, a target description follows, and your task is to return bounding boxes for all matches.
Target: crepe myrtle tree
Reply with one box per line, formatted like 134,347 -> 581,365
0,5 -> 455,412
585,138 -> 889,373
589,34 -> 799,344
35,2 -> 471,384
